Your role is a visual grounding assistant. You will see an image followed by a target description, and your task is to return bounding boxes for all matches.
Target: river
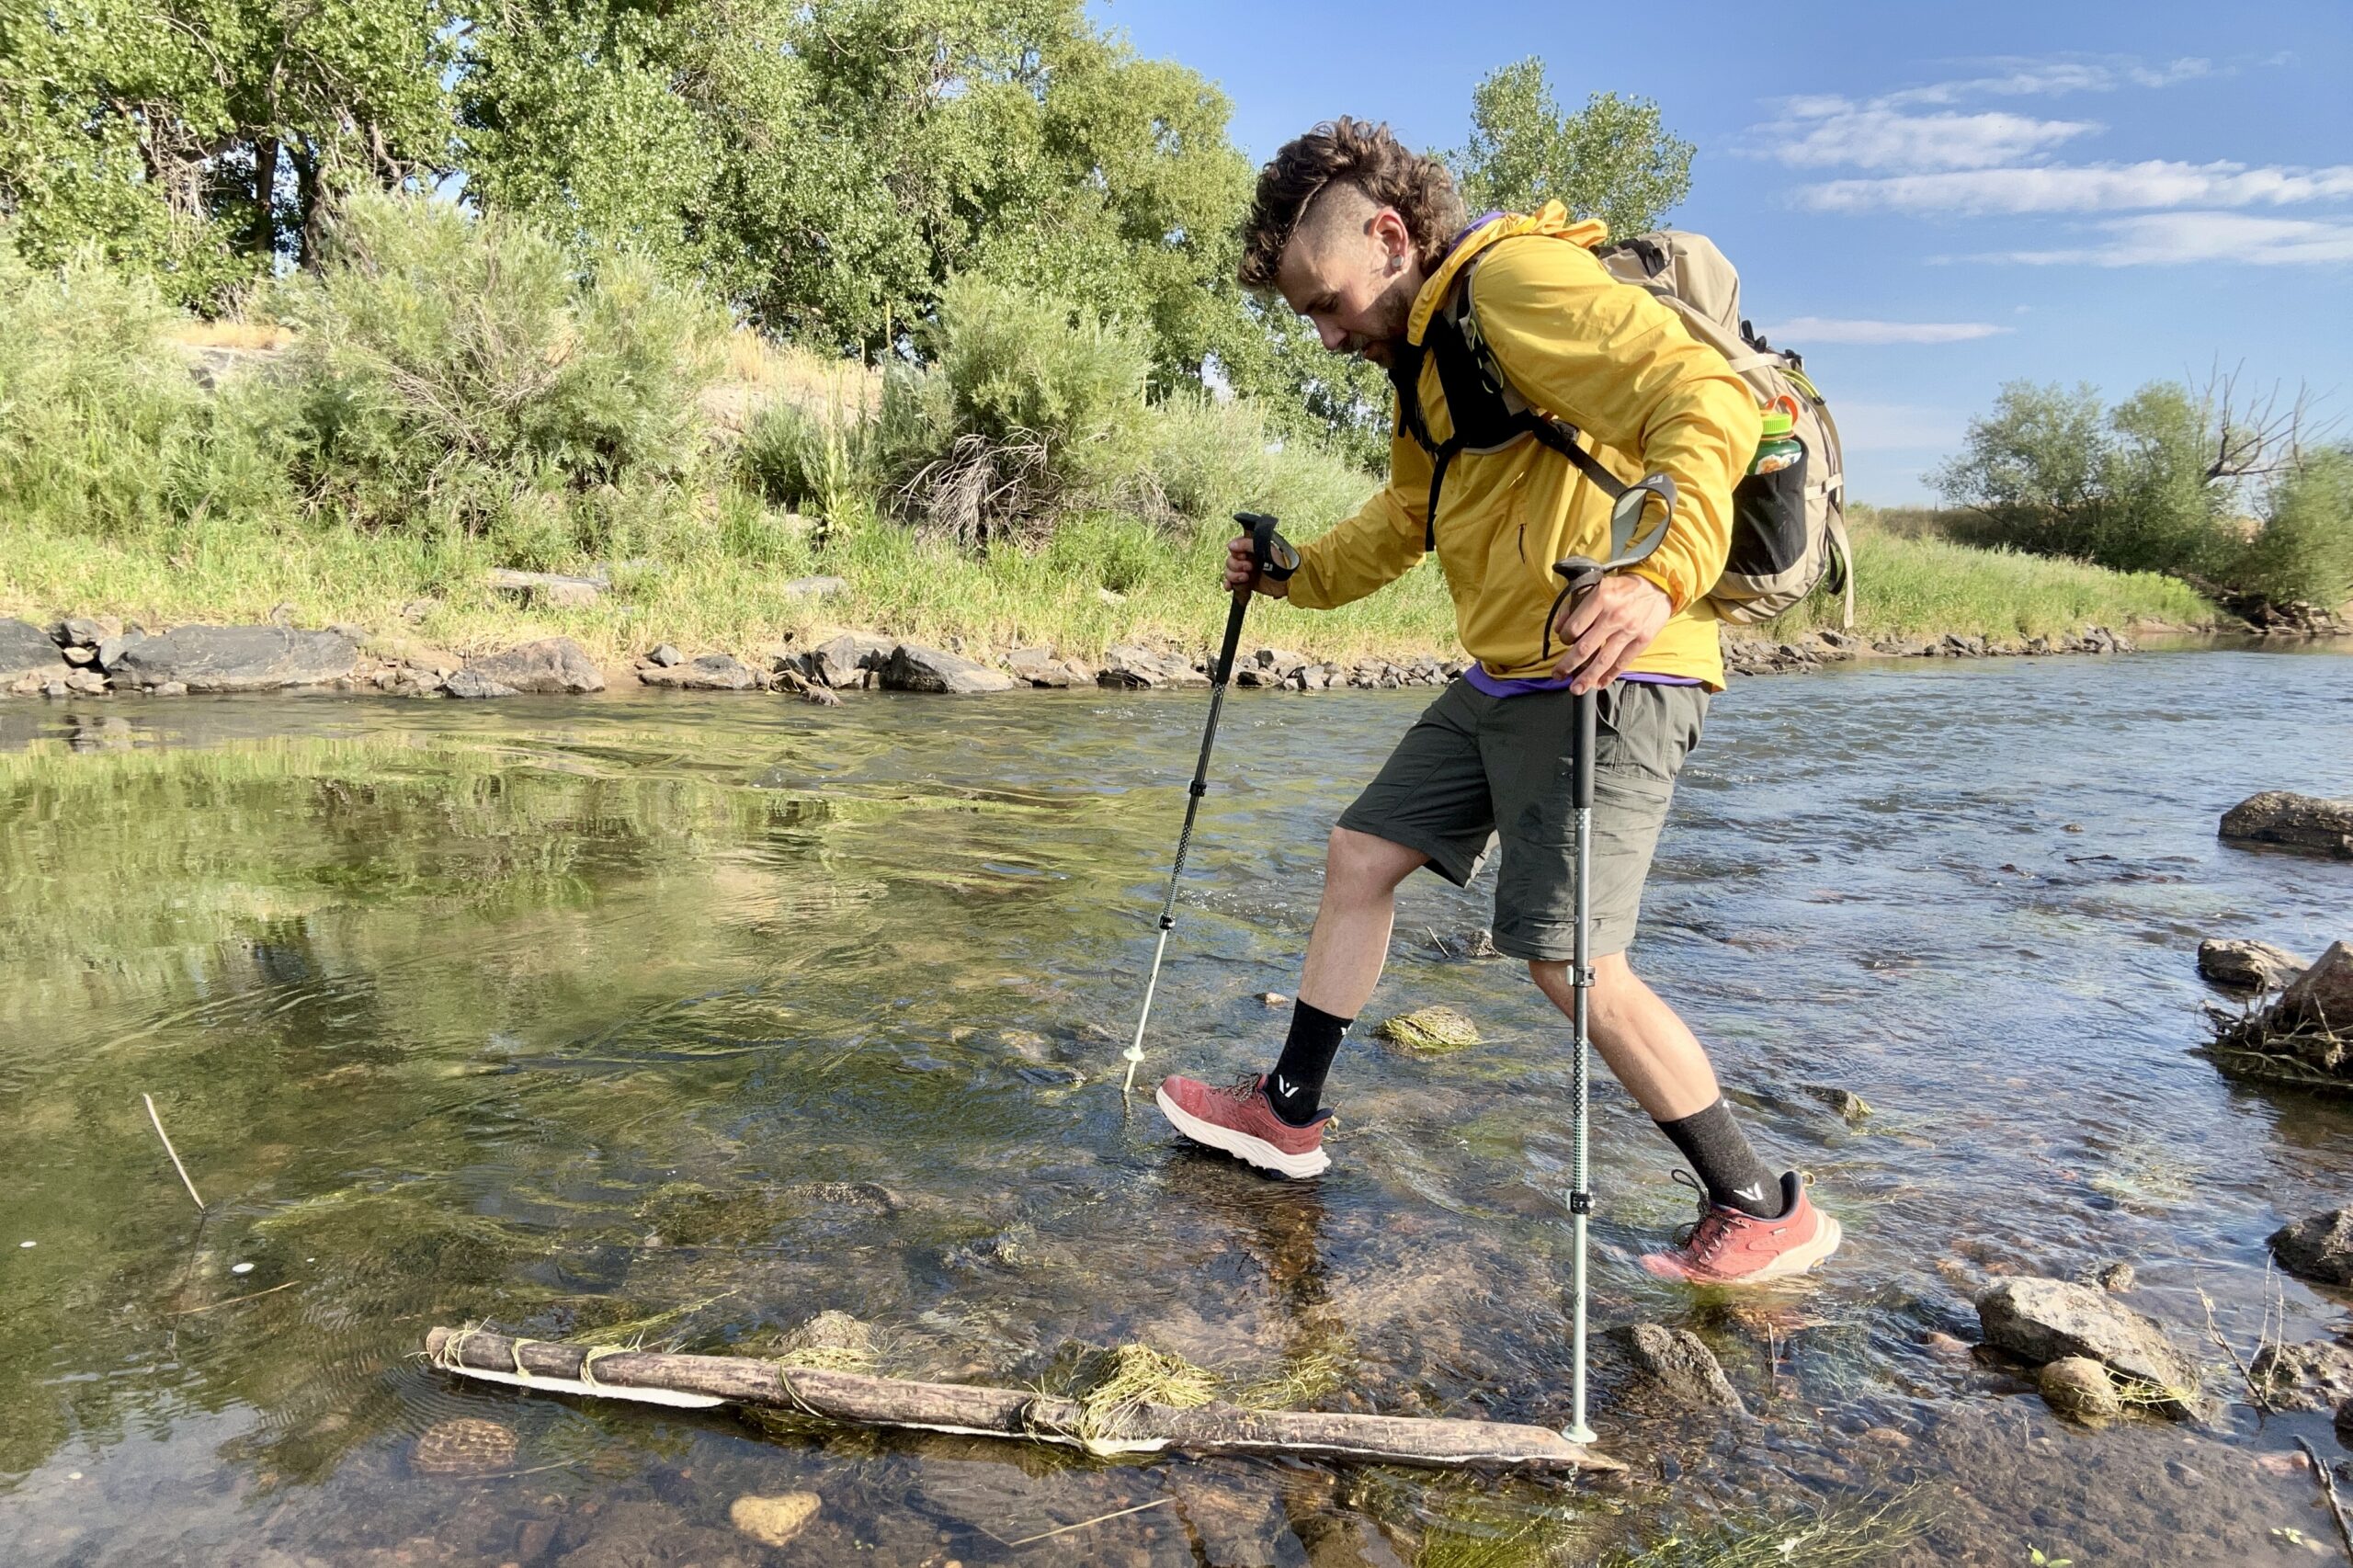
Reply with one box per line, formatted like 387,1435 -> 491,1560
3,646 -> 2350,1566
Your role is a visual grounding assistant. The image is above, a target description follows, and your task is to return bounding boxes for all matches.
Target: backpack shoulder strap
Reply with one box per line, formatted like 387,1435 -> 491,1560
1454,256 -> 1627,501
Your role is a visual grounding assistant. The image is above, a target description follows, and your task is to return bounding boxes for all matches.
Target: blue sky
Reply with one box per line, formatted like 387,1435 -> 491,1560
1091,0 -> 2352,503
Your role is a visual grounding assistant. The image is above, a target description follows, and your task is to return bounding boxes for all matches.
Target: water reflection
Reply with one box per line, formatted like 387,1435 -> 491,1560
0,653 -> 2349,1564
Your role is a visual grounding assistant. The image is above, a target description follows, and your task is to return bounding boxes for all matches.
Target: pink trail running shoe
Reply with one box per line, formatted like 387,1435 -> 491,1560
1638,1171 -> 1842,1285
1154,1073 -> 1330,1179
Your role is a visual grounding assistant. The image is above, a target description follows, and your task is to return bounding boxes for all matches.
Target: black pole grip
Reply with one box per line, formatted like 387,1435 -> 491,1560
1573,687 -> 1597,811
1235,511 -> 1298,581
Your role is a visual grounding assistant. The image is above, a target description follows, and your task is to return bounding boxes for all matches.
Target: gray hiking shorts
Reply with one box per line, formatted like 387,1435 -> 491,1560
1336,677 -> 1708,961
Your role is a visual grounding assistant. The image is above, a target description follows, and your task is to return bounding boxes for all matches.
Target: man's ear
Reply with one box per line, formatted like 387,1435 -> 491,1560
1368,206 -> 1413,270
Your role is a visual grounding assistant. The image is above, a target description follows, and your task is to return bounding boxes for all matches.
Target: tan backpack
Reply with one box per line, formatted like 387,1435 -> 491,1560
1392,226 -> 1853,627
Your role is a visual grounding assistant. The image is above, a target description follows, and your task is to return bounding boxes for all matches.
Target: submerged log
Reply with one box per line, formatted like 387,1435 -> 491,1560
424,1326 -> 1620,1473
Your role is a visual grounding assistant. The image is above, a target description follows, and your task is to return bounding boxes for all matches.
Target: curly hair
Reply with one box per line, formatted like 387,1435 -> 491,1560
1236,118 -> 1467,290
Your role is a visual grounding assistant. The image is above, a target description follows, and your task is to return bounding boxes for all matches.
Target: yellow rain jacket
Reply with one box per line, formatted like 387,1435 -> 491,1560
1286,206 -> 1761,688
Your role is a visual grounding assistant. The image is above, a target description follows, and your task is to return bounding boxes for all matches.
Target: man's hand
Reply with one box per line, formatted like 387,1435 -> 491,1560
1551,574 -> 1671,694
1225,534 -> 1290,597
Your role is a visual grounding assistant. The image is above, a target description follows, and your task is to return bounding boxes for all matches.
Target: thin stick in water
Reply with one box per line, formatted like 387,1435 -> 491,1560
1004,1497 -> 1173,1548
142,1093 -> 205,1210
2298,1437 -> 2353,1566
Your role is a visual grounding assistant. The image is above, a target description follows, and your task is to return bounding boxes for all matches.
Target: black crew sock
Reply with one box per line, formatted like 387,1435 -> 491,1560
1266,1000 -> 1350,1126
1655,1098 -> 1786,1218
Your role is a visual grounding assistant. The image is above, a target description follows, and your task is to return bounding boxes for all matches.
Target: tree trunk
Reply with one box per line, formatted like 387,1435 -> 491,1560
424,1326 -> 1621,1473
251,137 -> 279,258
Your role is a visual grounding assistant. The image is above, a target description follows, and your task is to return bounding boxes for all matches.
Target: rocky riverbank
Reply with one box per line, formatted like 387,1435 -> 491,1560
0,612 -> 2160,704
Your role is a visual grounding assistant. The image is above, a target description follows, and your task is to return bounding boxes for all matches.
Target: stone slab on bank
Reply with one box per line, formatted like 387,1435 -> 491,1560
109,624 -> 359,692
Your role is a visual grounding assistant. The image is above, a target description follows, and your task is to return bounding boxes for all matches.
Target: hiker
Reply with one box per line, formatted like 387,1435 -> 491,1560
1154,119 -> 1840,1286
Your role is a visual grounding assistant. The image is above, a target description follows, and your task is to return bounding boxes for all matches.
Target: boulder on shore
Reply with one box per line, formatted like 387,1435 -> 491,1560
2269,1207 -> 2353,1287
802,631 -> 896,688
109,624 -> 358,692
881,643 -> 1015,694
2220,791 -> 2353,860
1608,1323 -> 1745,1414
639,652 -> 762,691
2273,942 -> 2353,1034
2207,942 -> 2353,1088
1098,644 -> 1208,688
2198,937 -> 2309,992
0,619 -> 71,685
456,637 -> 604,695
1974,1277 -> 2201,1416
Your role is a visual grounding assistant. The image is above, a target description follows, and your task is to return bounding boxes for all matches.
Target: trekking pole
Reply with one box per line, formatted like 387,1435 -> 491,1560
1123,513 -> 1299,1096
1547,474 -> 1677,1448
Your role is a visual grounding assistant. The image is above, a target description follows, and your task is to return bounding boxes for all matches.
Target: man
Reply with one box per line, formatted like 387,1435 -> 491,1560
1154,119 -> 1839,1286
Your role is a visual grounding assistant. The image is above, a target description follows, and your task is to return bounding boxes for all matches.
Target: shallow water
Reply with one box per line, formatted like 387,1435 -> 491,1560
3,647 -> 2351,1567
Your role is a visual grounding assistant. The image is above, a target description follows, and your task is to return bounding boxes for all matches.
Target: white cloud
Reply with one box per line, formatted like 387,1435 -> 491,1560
1756,318 -> 2013,345
1879,56 -> 2211,107
1831,402 -> 1967,452
1765,105 -> 2097,171
1799,160 -> 2353,215
1986,211 -> 2353,267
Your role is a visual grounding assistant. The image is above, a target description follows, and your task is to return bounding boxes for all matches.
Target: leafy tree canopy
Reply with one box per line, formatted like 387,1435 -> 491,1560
1450,59 -> 1693,236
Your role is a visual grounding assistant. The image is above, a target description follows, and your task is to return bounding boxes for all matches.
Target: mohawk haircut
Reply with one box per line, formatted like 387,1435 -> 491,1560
1237,117 -> 1466,290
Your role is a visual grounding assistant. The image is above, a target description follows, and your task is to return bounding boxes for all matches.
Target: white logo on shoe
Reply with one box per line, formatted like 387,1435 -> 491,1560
1733,1183 -> 1765,1203
1275,1075 -> 1297,1098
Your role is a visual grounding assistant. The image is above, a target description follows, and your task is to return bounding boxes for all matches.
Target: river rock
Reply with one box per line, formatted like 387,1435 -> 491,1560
488,567 -> 605,607
2221,791 -> 2353,860
646,642 -> 683,667
110,624 -> 358,692
779,574 -> 846,598
1099,644 -> 1208,688
1975,1277 -> 2201,1415
412,1416 -> 517,1475
1236,647 -> 1309,689
2250,1339 -> 2353,1411
803,631 -> 895,688
881,642 -> 1014,694
0,619 -> 70,684
2199,937 -> 2310,992
2038,1357 -> 2124,1421
771,666 -> 842,706
51,614 -> 119,647
2094,1261 -> 2136,1294
459,637 -> 604,694
1801,1084 -> 1873,1121
2272,943 -> 2353,1034
639,652 -> 761,690
728,1492 -> 820,1549
2270,1208 -> 2353,1286
1006,646 -> 1086,687
1609,1323 -> 1745,1414
443,669 -> 519,699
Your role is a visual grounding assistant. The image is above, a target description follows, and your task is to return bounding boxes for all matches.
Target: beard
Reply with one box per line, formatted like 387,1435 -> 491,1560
1343,274 -> 1418,365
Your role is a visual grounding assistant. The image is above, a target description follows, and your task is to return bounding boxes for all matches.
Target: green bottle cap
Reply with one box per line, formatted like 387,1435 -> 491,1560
1759,410 -> 1796,437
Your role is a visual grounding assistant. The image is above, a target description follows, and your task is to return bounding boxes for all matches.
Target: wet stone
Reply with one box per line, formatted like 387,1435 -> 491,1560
458,636 -> 604,694
2220,791 -> 2353,860
2250,1338 -> 2353,1411
729,1491 -> 820,1549
2198,937 -> 2308,991
881,643 -> 1014,694
1609,1322 -> 1745,1414
2038,1357 -> 2123,1422
1975,1277 -> 2201,1416
411,1416 -> 517,1475
2271,1208 -> 2353,1286
638,652 -> 761,690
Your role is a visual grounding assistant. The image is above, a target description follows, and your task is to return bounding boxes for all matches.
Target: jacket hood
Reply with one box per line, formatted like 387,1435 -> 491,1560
1407,201 -> 1609,347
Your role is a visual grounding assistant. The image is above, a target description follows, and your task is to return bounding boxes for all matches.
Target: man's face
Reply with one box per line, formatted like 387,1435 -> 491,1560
1274,193 -> 1420,369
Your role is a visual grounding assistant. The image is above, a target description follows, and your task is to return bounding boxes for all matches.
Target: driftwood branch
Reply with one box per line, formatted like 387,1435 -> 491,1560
424,1327 -> 1620,1473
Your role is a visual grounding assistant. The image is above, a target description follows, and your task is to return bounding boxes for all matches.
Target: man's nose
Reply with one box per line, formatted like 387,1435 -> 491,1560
1315,318 -> 1348,352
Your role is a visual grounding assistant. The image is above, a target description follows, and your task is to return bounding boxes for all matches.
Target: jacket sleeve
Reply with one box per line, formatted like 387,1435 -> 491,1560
1283,420 -> 1434,611
1469,235 -> 1761,613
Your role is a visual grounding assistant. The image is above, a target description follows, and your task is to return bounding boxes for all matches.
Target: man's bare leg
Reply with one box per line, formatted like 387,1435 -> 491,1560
1529,952 -> 1784,1217
1296,826 -> 1427,1016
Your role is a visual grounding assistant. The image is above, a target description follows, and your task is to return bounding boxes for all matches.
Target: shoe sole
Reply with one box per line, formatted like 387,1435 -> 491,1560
1643,1211 -> 1845,1286
1154,1085 -> 1330,1179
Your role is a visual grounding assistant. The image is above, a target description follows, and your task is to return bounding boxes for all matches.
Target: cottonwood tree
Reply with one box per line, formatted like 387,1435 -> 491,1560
1450,59 -> 1693,235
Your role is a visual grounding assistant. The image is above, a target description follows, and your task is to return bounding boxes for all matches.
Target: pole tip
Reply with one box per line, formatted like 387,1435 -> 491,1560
1562,1422 -> 1598,1447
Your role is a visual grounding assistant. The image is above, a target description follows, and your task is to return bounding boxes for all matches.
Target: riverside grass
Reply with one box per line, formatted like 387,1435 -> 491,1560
0,491 -> 2214,676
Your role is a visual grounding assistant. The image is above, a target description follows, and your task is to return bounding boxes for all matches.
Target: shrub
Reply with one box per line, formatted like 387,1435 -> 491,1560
882,272 -> 1154,544
737,398 -> 876,528
271,191 -> 724,560
2232,448 -> 2353,608
0,241 -> 290,540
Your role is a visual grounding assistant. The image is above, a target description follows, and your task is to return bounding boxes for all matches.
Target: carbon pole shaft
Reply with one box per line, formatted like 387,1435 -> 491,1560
1124,588 -> 1253,1094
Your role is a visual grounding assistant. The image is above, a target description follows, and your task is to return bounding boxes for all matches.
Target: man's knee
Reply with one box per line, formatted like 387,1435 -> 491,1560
1325,826 -> 1421,897
1527,952 -> 1635,1006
